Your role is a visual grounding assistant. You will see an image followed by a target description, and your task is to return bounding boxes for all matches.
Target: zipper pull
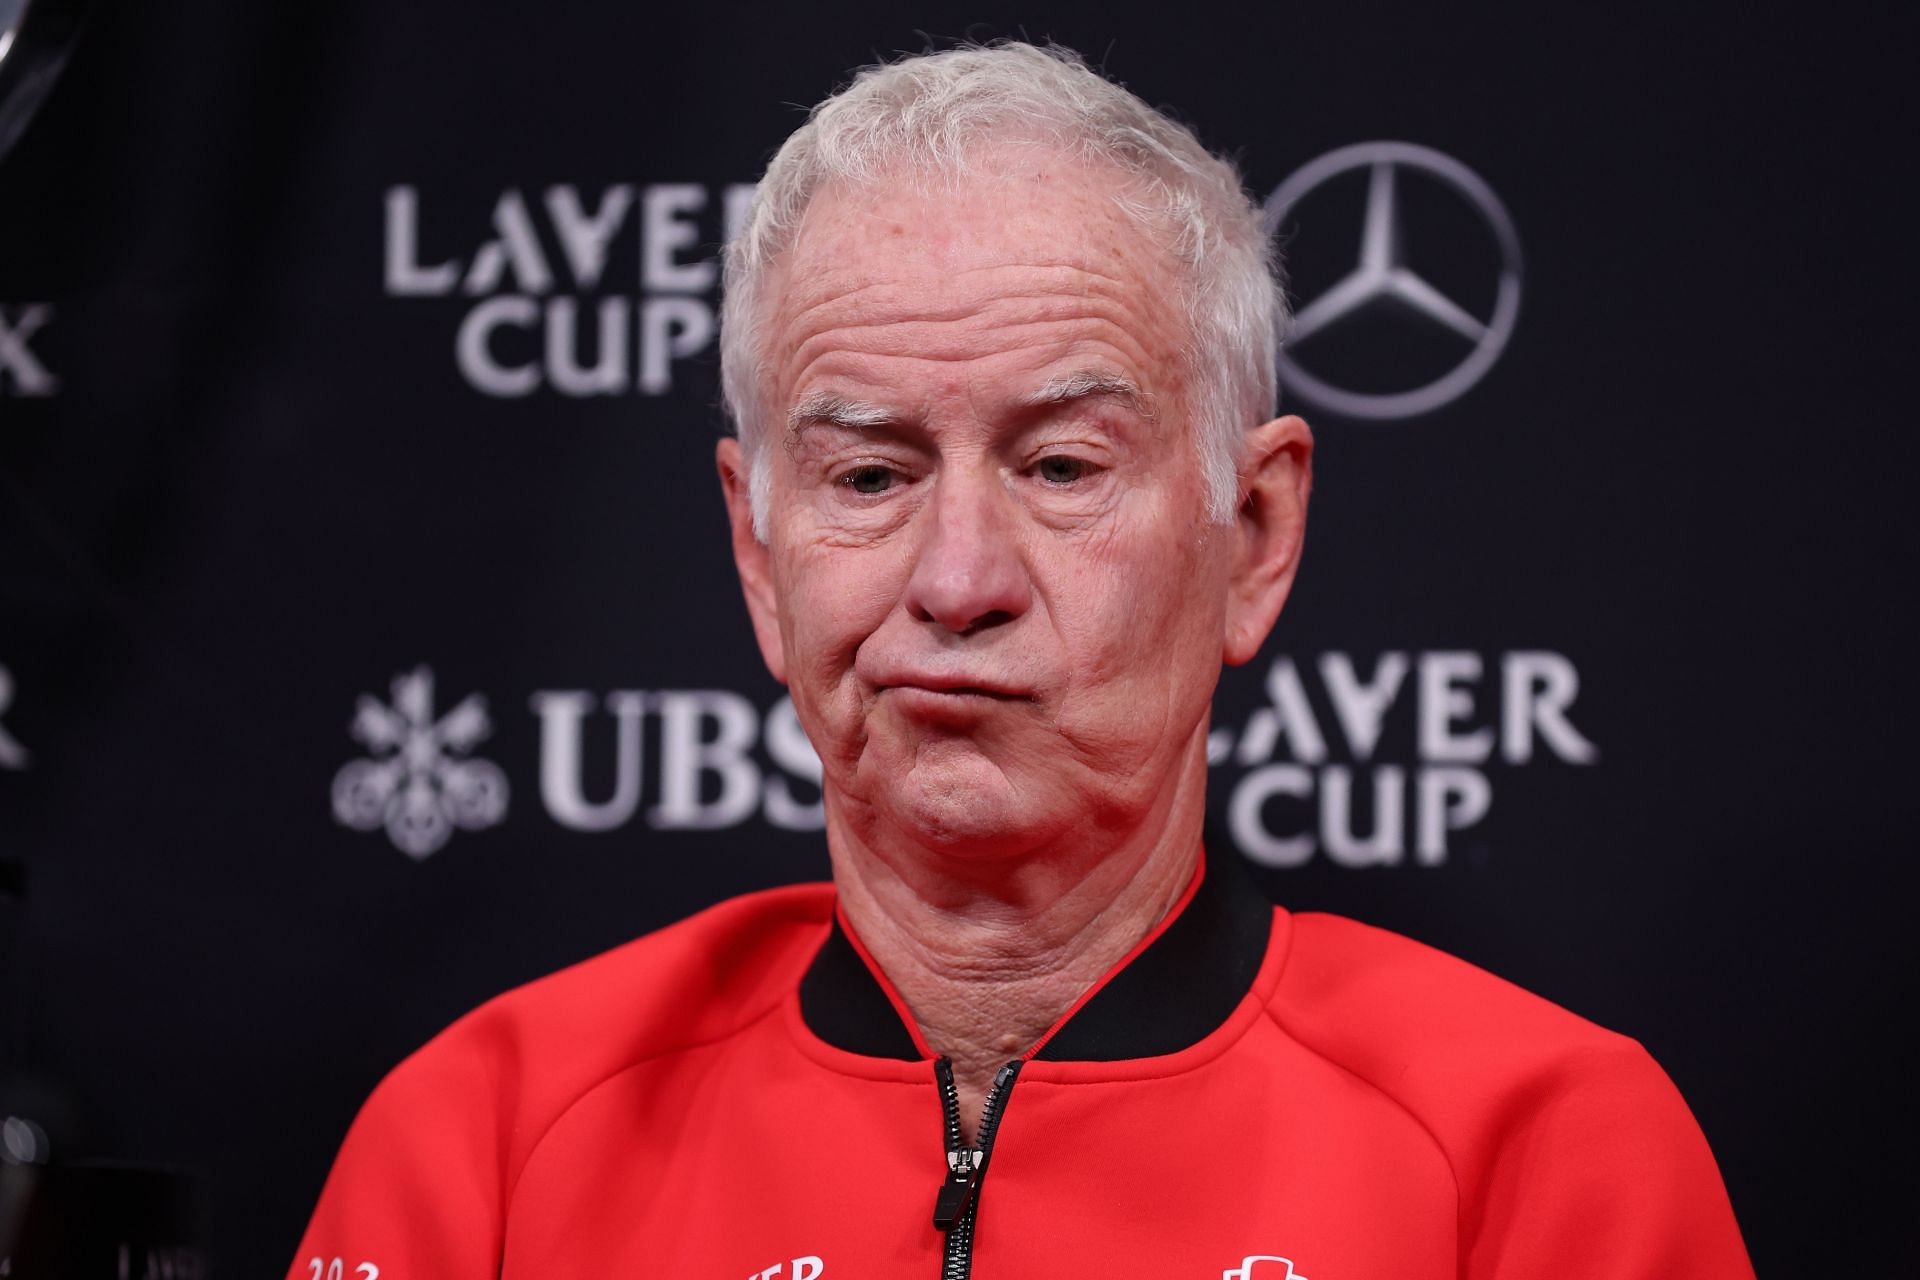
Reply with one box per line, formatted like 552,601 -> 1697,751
933,1147 -> 983,1230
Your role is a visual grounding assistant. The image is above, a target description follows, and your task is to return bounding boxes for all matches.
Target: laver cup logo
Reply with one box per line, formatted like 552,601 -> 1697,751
1264,142 -> 1522,420
383,182 -> 754,397
1211,651 -> 1597,868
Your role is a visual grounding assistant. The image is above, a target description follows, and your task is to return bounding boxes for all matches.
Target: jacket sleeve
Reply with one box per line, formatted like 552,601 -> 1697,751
286,1040 -> 509,1280
1463,1040 -> 1753,1280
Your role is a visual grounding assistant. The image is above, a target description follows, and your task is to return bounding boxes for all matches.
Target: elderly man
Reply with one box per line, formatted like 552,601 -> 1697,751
291,43 -> 1751,1279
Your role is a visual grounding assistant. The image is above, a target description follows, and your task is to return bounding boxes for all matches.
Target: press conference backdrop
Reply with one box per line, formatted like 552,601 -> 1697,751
0,0 -> 1910,1273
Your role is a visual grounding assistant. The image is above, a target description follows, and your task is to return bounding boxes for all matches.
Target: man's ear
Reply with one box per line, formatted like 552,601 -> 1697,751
716,437 -> 788,684
1223,414 -> 1314,667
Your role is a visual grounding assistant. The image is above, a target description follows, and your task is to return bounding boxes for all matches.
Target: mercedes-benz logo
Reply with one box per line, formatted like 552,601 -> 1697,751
1264,141 -> 1522,421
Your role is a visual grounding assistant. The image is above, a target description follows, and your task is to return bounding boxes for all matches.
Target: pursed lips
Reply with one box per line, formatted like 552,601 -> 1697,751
866,671 -> 1033,700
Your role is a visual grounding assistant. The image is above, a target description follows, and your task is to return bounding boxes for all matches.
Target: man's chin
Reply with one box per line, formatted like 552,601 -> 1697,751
862,747 -> 1062,858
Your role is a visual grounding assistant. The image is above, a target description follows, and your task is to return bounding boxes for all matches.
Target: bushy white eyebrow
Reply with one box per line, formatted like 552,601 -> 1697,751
787,392 -> 895,436
784,371 -> 1151,448
1020,370 -> 1155,418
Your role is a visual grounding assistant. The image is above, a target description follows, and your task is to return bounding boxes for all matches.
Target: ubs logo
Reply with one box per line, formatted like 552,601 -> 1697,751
331,667 -> 510,858
1264,142 -> 1522,420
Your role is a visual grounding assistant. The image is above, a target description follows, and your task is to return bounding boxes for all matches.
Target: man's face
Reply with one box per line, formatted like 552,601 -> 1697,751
729,153 -> 1279,861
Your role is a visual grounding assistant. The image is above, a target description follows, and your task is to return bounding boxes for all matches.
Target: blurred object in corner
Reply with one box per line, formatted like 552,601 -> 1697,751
0,0 -> 89,168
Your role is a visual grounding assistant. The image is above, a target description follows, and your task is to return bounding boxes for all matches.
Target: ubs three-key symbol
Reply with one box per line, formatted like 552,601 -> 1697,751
331,666 -> 509,858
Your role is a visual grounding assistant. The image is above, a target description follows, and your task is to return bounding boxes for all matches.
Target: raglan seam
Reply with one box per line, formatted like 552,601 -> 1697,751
498,990 -> 790,1225
1260,999 -> 1467,1271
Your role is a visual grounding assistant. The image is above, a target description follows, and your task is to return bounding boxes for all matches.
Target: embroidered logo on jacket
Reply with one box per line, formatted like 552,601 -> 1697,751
1225,1257 -> 1308,1280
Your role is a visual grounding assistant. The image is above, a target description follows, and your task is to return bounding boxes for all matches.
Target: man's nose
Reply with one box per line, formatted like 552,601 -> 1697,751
903,472 -> 1033,635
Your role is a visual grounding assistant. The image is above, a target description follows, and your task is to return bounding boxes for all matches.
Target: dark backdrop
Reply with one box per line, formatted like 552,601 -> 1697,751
1,1 -> 1912,1274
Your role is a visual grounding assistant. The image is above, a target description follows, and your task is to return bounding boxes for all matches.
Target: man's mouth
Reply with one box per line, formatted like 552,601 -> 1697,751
880,681 -> 1026,700
870,671 -> 1033,702
875,683 -> 1029,728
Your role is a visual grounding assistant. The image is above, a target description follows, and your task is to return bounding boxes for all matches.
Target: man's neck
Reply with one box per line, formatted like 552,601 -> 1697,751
826,746 -> 1208,1141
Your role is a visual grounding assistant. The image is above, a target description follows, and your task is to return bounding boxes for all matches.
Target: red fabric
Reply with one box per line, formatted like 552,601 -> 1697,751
289,883 -> 1752,1279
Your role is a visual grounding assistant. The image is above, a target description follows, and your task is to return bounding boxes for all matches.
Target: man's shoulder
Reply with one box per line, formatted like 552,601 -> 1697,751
1269,910 -> 1692,1173
1265,910 -> 1747,1267
367,882 -> 834,1130
475,879 -> 833,1045
293,885 -> 841,1265
1274,909 -> 1639,1064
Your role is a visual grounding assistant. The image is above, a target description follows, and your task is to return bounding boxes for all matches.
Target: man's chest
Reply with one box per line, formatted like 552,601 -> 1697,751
497,1035 -> 1456,1280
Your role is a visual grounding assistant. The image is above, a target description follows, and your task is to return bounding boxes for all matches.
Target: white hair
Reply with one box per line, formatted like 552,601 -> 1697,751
720,41 -> 1285,538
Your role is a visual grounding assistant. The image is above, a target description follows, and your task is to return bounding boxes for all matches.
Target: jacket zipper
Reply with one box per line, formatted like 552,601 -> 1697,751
931,1056 -> 1023,1280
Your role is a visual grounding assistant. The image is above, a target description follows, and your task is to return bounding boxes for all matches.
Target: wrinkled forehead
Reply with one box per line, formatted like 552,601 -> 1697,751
760,150 -> 1193,398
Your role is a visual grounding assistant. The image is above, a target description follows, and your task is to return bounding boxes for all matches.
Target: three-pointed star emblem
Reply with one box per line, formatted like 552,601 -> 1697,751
1264,141 -> 1523,421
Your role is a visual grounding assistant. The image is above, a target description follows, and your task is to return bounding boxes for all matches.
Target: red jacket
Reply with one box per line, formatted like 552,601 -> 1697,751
290,856 -> 1751,1278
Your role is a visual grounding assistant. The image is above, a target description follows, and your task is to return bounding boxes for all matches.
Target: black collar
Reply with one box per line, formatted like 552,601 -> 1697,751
798,850 -> 1274,1062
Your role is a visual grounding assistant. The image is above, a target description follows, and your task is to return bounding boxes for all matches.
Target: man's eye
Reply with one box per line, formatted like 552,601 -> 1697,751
840,465 -> 897,495
1035,455 -> 1092,485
